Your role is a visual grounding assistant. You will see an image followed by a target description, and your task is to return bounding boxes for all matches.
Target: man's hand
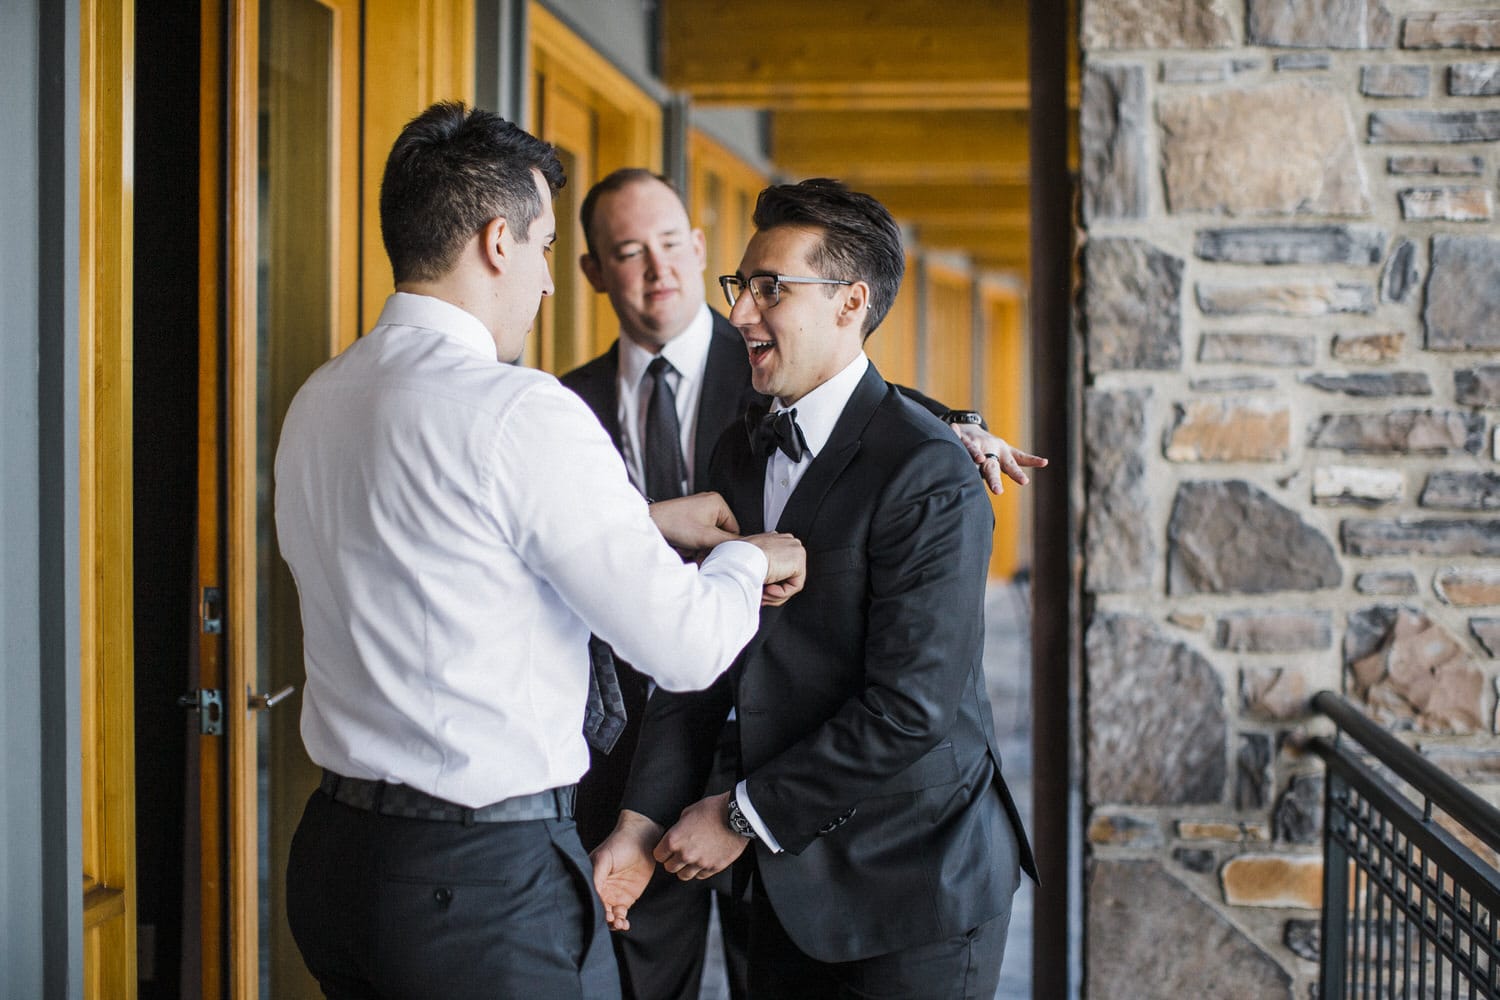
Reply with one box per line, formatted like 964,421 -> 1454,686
740,532 -> 807,606
649,492 -> 740,557
654,791 -> 751,881
951,425 -> 1048,496
590,810 -> 665,932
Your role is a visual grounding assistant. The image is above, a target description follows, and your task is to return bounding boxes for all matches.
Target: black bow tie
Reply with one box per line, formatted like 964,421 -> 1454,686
749,406 -> 808,463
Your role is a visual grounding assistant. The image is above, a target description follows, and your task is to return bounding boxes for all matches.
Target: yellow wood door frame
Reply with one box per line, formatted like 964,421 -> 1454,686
222,2 -> 473,994
79,1 -> 138,993
529,1 -> 661,370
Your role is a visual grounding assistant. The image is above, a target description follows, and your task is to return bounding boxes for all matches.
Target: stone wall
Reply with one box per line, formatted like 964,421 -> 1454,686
1077,3 -> 1500,996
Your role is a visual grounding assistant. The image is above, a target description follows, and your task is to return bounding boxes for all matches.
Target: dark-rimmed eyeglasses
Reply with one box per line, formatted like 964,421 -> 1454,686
718,273 -> 852,309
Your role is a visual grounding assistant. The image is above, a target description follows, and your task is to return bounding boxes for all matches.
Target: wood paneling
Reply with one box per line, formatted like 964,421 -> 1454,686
79,0 -> 137,995
980,283 -> 1027,578
772,110 -> 1031,185
360,0 -> 476,331
688,130 -> 768,297
664,0 -> 1030,110
864,252 -> 919,390
529,1 -> 662,371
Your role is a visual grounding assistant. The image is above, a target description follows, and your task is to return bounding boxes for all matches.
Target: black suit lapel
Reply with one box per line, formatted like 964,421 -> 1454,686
772,363 -> 887,539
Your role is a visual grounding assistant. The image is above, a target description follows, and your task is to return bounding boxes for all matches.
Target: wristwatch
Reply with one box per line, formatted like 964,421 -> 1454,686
726,791 -> 759,841
941,409 -> 989,431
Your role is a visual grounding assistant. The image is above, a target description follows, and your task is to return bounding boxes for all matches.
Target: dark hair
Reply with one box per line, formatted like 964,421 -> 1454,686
379,101 -> 567,283
578,167 -> 679,259
751,178 -> 905,336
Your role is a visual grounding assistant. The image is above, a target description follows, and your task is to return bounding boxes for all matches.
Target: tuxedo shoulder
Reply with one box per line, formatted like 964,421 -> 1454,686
559,346 -> 616,391
875,384 -> 965,446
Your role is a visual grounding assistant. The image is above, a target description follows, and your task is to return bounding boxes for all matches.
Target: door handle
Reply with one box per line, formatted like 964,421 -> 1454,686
248,685 -> 296,711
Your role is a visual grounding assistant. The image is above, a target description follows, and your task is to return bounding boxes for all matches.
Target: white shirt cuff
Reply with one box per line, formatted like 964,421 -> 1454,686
735,779 -> 784,853
703,538 -> 767,582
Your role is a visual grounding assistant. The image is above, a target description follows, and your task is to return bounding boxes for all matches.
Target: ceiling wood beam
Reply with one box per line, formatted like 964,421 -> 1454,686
772,110 -> 1031,186
663,0 -> 1039,111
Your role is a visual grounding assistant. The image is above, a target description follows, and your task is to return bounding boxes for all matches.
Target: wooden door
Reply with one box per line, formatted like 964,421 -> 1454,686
528,1 -> 662,373
531,75 -> 597,374
214,0 -> 362,996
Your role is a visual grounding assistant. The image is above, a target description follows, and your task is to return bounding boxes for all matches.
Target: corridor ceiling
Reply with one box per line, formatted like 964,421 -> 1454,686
661,0 -> 1079,274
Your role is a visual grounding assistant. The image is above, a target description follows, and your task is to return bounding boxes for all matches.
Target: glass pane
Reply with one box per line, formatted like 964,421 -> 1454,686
256,1 -> 334,997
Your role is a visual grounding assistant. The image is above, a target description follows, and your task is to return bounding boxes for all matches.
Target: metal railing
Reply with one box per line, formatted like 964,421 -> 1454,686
1309,690 -> 1500,999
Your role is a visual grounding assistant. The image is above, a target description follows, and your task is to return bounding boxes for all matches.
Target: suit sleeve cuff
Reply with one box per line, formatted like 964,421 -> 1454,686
735,779 -> 784,853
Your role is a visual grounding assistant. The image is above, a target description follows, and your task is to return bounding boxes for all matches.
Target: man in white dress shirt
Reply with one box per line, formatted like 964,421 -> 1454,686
275,102 -> 805,1000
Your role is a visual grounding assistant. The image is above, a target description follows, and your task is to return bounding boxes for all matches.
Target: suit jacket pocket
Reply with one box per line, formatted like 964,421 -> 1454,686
868,740 -> 960,799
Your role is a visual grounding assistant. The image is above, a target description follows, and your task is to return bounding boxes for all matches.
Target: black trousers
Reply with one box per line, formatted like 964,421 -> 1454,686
285,788 -> 619,999
611,865 -> 751,1000
748,899 -> 1011,1000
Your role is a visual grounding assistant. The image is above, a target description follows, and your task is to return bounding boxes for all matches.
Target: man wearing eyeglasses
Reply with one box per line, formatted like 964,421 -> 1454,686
593,178 -> 1037,998
561,168 -> 1043,1000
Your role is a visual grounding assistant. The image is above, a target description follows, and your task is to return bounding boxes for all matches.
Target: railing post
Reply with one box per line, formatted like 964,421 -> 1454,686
1321,770 -> 1349,1000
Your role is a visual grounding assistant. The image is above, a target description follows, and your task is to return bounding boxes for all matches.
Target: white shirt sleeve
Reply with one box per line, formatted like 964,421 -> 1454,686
734,778 -> 784,852
492,379 -> 765,692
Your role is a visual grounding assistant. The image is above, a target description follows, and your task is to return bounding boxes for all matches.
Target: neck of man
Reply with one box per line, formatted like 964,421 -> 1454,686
396,274 -> 504,357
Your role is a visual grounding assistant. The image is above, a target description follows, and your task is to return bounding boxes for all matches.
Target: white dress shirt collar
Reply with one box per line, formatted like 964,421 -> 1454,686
616,303 -> 714,390
764,352 -> 870,530
377,291 -> 498,360
775,351 -> 871,459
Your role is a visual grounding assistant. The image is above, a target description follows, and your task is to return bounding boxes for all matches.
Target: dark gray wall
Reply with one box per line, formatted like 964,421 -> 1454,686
2,0 -> 83,997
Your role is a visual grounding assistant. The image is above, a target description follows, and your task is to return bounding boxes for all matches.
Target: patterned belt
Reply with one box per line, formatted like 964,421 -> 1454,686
319,769 -> 576,824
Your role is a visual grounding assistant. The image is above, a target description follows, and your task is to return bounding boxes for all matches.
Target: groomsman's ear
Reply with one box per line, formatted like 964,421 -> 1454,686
836,281 -> 871,328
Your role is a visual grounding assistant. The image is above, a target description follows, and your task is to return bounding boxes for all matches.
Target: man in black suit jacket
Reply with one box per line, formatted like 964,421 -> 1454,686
592,179 -> 1037,998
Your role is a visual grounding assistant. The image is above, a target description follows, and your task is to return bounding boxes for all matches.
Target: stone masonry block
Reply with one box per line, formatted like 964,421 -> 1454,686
1168,481 -> 1343,594
1197,280 -> 1376,317
1420,470 -> 1500,511
1362,64 -> 1430,97
1425,235 -> 1500,351
1346,605 -> 1485,732
1455,366 -> 1500,406
1087,615 -> 1227,805
1399,186 -> 1493,222
1356,571 -> 1418,596
1309,410 -> 1485,454
1314,465 -> 1404,506
1164,397 -> 1290,462
1086,389 -> 1155,593
1332,333 -> 1403,364
1194,225 -> 1385,265
1343,519 -> 1500,558
1435,567 -> 1500,607
1370,109 -> 1500,143
1220,855 -> 1323,909
1090,861 -> 1295,999
1450,62 -> 1500,96
1083,0 -> 1239,50
1218,611 -> 1332,652
1380,238 -> 1421,304
1404,12 -> 1500,50
1160,81 -> 1371,216
1241,666 -> 1311,722
1082,63 -> 1149,222
1086,239 -> 1183,372
1387,154 -> 1485,175
1199,332 -> 1316,366
1248,0 -> 1395,49
1302,372 -> 1432,397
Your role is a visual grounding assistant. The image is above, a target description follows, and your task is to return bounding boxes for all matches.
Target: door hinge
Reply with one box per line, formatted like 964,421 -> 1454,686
177,688 -> 224,736
201,586 -> 224,634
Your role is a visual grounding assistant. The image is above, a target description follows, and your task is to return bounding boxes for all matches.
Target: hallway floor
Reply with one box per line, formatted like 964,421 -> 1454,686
697,579 -> 1035,999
